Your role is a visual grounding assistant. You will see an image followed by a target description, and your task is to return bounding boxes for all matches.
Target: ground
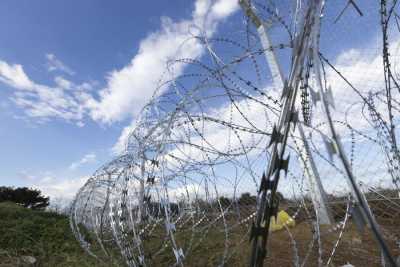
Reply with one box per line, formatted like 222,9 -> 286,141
0,202 -> 399,266
0,202 -> 102,267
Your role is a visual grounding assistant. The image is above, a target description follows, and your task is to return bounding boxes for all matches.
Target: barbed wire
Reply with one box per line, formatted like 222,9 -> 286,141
70,1 -> 400,266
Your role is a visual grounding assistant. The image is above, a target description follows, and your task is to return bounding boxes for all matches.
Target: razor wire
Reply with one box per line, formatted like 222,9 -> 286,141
70,1 -> 400,266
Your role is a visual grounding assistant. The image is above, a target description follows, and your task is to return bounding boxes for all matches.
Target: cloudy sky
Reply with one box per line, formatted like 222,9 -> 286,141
0,0 -> 241,200
0,0 -> 395,202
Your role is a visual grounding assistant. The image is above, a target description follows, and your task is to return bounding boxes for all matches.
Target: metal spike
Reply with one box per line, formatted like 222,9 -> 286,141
143,195 -> 151,203
259,172 -> 267,192
259,172 -> 275,192
151,159 -> 159,167
268,125 -> 284,148
270,197 -> 280,219
281,80 -> 290,99
249,222 -> 267,241
273,154 -> 290,175
286,110 -> 299,129
147,176 -> 155,184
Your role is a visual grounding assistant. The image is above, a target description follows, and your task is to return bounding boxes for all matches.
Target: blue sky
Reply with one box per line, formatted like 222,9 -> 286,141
0,0 -> 240,199
0,1 -> 192,185
0,0 -> 394,201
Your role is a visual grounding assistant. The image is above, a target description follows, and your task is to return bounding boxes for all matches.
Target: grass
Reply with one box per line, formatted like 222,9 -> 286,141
0,201 -> 399,266
141,218 -> 399,266
0,202 -> 101,267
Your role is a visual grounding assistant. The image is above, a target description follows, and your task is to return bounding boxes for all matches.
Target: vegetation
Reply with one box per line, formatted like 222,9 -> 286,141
0,187 -> 49,210
0,202 -> 101,266
0,188 -> 398,266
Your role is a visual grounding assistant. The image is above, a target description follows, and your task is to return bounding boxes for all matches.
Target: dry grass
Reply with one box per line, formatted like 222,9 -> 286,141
1,201 -> 399,266
138,215 -> 400,266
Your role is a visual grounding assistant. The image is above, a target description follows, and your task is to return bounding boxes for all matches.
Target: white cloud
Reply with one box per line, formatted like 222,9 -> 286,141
16,171 -> 84,206
165,95 -> 275,162
111,33 -> 399,198
46,53 -> 75,75
0,61 -> 35,90
211,0 -> 239,18
0,1 -> 239,131
112,120 -> 137,154
0,59 -> 92,125
33,175 -> 89,201
15,170 -> 90,206
69,153 -> 97,170
89,0 -> 239,124
54,76 -> 73,90
309,38 -> 400,135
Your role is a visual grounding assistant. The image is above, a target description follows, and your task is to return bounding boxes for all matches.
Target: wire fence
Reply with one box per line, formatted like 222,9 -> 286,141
70,1 -> 400,266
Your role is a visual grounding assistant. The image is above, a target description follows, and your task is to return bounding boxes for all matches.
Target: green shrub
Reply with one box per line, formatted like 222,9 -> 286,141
0,202 -> 104,266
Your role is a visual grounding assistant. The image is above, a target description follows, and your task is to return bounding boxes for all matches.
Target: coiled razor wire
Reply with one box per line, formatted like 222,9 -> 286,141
71,1 -> 400,266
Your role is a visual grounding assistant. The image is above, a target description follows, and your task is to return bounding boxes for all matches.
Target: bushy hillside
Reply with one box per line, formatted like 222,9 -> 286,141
0,202 -> 101,267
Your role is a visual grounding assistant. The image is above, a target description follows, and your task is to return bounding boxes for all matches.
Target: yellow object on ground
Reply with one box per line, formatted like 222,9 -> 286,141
269,210 -> 296,232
